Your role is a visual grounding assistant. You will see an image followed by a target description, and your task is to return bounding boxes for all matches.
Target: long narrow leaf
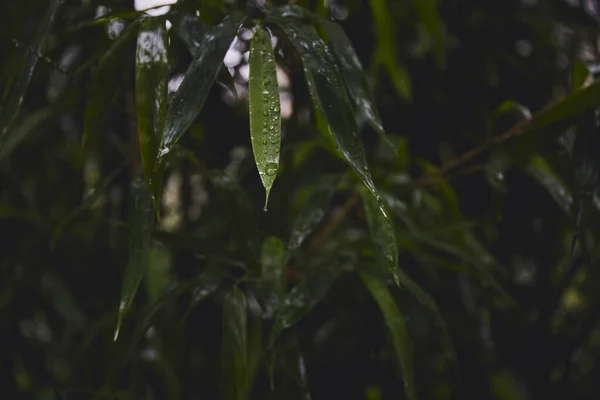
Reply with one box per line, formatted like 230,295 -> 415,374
114,177 -> 156,341
360,271 -> 416,400
157,16 -> 242,164
136,16 -> 169,210
0,108 -> 53,162
267,10 -> 389,221
260,237 -> 289,318
0,0 -> 63,141
221,286 -> 249,400
83,20 -> 140,148
249,25 -> 282,210
288,175 -> 340,252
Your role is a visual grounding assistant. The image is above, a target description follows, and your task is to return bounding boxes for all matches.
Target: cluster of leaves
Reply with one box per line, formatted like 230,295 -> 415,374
4,0 -> 600,399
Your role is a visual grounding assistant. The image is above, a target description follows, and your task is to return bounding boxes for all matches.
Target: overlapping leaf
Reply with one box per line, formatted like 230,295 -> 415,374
267,9 -> 389,222
221,286 -> 249,400
360,271 -> 416,400
0,0 -> 63,142
136,17 -> 168,210
114,176 -> 156,341
156,16 -> 243,165
249,25 -> 282,209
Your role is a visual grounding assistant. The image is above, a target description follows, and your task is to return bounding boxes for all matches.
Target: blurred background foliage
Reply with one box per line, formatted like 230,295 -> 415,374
3,0 -> 600,399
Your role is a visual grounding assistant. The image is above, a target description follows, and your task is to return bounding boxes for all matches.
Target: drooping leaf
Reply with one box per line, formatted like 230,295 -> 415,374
249,25 -> 282,210
319,19 -> 390,144
136,16 -> 169,211
267,10 -> 389,221
410,0 -> 447,68
157,16 -> 243,165
359,186 -> 399,285
0,108 -> 53,163
0,0 -> 63,142
270,256 -> 346,344
360,271 -> 416,400
114,176 -> 156,341
260,236 -> 289,318
83,20 -> 140,149
221,286 -> 249,400
288,175 -> 340,252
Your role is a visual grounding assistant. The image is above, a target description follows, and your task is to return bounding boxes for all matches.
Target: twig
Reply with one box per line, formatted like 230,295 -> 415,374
308,191 -> 360,252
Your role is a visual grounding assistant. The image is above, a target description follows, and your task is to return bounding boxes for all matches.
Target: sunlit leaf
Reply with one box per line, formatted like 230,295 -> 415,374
114,176 -> 156,341
0,0 -> 63,142
249,25 -> 282,210
270,256 -> 346,344
221,286 -> 249,400
268,10 -> 389,221
0,108 -> 53,163
157,16 -> 243,165
360,271 -> 416,400
136,16 -> 169,211
410,0 -> 447,68
260,236 -> 289,318
319,20 -> 390,144
288,175 -> 340,252
83,20 -> 140,149
359,186 -> 399,285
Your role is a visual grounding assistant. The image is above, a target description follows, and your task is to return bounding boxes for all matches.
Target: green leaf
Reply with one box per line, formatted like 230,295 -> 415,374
0,108 -> 53,163
533,81 -> 600,129
288,175 -> 340,252
267,12 -> 389,221
221,286 -> 249,400
360,186 -> 399,285
114,176 -> 156,341
144,244 -> 172,303
157,16 -> 242,164
249,25 -> 282,210
410,0 -> 447,68
270,256 -> 346,344
525,155 -> 573,215
260,237 -> 289,318
0,0 -> 63,142
83,21 -> 140,149
136,17 -> 169,212
360,271 -> 416,400
319,20 -> 390,144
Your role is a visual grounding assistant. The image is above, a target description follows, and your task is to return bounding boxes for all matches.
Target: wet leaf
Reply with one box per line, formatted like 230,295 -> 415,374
0,108 -> 53,163
267,12 -> 389,221
360,271 -> 416,400
319,20 -> 390,145
249,25 -> 282,210
260,236 -> 289,318
157,16 -> 242,165
360,186 -> 399,285
291,346 -> 312,400
169,12 -> 205,56
182,258 -> 229,321
270,257 -> 346,344
0,0 -> 63,142
136,16 -> 169,211
114,177 -> 156,341
525,155 -> 573,215
288,175 -> 340,252
83,20 -> 140,149
221,286 -> 249,400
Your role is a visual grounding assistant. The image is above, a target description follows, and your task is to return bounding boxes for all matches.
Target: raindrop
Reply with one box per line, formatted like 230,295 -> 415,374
265,163 -> 278,176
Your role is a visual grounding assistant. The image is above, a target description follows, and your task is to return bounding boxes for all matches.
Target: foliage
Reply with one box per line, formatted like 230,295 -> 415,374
3,0 -> 600,399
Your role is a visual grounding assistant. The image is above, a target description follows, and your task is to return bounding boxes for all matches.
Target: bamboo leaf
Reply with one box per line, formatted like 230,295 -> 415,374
0,0 -> 63,142
259,236 -> 289,318
169,11 -> 205,56
114,177 -> 156,341
359,186 -> 399,285
136,16 -> 169,211
221,286 -> 249,400
525,155 -> 573,215
157,16 -> 243,165
249,25 -> 282,210
288,175 -> 339,252
83,21 -> 140,149
319,20 -> 390,144
270,256 -> 346,344
360,271 -> 416,400
267,10 -> 390,221
533,81 -> 600,129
